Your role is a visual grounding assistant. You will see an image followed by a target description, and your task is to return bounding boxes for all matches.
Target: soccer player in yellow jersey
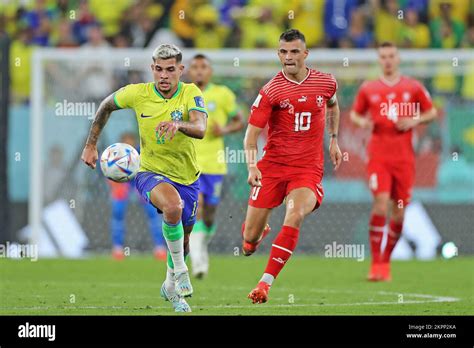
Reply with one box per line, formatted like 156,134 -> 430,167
81,44 -> 208,312
187,54 -> 244,279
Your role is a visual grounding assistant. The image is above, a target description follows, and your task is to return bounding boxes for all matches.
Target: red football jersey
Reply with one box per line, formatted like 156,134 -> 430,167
352,75 -> 433,163
249,68 -> 337,173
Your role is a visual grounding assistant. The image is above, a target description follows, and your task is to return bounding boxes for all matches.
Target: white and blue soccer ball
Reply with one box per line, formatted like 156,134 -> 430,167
100,143 -> 140,182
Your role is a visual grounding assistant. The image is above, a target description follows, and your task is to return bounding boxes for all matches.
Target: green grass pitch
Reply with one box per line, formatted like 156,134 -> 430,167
0,255 -> 472,315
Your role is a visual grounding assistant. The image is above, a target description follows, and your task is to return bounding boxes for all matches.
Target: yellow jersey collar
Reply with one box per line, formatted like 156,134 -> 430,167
153,81 -> 182,99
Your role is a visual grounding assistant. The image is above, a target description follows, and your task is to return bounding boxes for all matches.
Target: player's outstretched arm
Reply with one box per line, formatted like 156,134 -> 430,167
81,93 -> 120,169
244,124 -> 262,187
327,96 -> 343,170
157,109 -> 207,141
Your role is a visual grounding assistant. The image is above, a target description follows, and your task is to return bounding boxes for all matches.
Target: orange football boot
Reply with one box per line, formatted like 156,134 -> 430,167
112,247 -> 125,261
379,262 -> 392,282
153,246 -> 167,261
248,281 -> 271,304
367,262 -> 381,281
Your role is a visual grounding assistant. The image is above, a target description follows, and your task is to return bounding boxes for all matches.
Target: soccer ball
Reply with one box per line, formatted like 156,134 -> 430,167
100,143 -> 140,182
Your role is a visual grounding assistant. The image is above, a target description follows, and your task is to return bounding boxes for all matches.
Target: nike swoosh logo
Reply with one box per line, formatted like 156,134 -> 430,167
140,113 -> 152,118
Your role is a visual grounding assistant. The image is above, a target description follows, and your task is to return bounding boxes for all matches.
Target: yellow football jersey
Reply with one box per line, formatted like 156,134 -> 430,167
114,81 -> 207,185
195,83 -> 238,174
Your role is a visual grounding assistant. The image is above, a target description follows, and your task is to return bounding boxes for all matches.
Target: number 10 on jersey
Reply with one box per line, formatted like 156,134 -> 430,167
294,112 -> 311,131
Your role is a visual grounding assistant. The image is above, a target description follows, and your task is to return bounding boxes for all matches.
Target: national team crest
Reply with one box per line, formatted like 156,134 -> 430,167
170,109 -> 183,121
316,95 -> 324,107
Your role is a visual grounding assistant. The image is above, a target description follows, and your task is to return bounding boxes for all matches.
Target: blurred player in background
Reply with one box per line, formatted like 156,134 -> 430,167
81,44 -> 207,312
242,29 -> 342,304
107,132 -> 167,261
350,42 -> 437,281
187,54 -> 244,279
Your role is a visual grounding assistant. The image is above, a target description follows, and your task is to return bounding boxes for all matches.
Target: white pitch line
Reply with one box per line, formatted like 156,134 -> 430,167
0,290 -> 460,311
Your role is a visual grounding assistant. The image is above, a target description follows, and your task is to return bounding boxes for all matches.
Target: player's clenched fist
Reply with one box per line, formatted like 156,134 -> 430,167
329,138 -> 342,171
81,144 -> 98,169
247,166 -> 262,187
156,121 -> 180,141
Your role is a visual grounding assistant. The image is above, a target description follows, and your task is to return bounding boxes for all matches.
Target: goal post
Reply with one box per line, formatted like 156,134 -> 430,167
0,34 -> 10,243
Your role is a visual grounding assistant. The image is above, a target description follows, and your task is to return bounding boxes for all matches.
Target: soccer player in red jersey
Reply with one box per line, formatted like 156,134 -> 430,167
350,42 -> 437,281
242,29 -> 342,304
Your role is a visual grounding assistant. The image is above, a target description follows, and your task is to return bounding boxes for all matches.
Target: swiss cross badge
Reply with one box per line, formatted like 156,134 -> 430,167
316,95 -> 324,107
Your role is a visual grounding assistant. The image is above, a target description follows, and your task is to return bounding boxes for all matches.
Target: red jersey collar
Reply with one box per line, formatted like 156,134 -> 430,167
281,67 -> 311,85
379,74 -> 402,87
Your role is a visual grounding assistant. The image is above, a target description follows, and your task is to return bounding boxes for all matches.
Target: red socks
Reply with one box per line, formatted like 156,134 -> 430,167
382,220 -> 403,263
263,225 -> 299,279
369,215 -> 403,264
369,214 -> 386,264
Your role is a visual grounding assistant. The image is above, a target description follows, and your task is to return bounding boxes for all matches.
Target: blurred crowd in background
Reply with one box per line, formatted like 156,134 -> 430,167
2,0 -> 474,105
1,0 -> 473,50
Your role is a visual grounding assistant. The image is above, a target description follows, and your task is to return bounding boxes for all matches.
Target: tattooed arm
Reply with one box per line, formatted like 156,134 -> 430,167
326,94 -> 342,170
156,109 -> 207,141
81,93 -> 120,169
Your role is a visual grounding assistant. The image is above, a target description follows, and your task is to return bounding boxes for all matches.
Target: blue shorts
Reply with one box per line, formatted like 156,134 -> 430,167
199,174 -> 224,206
135,171 -> 199,227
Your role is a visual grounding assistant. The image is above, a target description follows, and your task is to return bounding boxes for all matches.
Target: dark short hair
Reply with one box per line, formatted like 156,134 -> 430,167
279,29 -> 306,43
378,41 -> 397,49
192,53 -> 210,62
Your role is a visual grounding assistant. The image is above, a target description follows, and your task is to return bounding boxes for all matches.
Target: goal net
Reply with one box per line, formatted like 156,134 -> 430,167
28,48 -> 474,257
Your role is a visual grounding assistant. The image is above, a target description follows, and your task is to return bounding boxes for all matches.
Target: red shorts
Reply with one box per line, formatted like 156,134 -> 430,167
367,160 -> 415,205
248,160 -> 324,211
